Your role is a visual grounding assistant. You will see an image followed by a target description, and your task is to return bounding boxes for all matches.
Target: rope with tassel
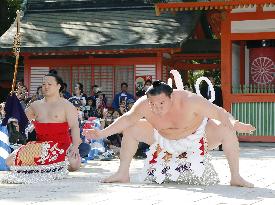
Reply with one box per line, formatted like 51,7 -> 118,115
11,10 -> 21,94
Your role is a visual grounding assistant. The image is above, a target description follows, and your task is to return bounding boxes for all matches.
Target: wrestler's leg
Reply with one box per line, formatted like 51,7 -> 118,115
206,119 -> 254,188
102,119 -> 154,183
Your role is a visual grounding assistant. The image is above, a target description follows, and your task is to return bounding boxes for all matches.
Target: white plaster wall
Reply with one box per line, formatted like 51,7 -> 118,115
232,19 -> 275,33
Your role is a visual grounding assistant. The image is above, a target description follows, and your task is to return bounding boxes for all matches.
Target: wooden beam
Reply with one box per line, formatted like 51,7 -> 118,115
172,53 -> 221,60
238,136 -> 275,142
155,0 -> 275,14
229,11 -> 275,21
28,57 -> 159,67
230,94 -> 275,103
2,48 -> 181,57
231,32 -> 275,40
173,63 -> 220,70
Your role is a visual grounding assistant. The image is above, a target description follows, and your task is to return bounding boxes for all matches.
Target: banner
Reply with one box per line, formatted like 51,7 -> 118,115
135,75 -> 152,91
249,47 -> 275,85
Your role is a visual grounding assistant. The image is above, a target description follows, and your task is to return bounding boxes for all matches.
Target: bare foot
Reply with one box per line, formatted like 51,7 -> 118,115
101,172 -> 130,183
234,121 -> 256,134
230,176 -> 254,188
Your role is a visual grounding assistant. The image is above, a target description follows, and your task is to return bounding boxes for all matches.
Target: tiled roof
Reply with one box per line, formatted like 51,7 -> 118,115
0,5 -> 200,52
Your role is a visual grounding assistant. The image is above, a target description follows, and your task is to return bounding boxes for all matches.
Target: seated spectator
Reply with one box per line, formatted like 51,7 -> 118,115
143,79 -> 152,93
112,82 -> 135,110
102,109 -> 122,150
127,98 -> 135,110
68,98 -> 91,158
70,82 -> 87,107
35,86 -> 43,100
135,79 -> 152,99
0,102 -> 5,121
7,118 -> 26,145
95,91 -> 107,118
83,96 -> 97,119
68,97 -> 84,123
62,83 -> 71,99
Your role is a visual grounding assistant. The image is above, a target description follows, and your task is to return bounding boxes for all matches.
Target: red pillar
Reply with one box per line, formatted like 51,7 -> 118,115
156,52 -> 162,80
221,12 -> 232,112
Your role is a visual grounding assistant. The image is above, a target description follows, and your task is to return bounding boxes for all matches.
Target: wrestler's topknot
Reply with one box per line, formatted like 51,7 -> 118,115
45,70 -> 64,92
146,80 -> 173,98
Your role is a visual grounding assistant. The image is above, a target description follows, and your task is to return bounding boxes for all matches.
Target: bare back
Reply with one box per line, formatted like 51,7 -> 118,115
140,90 -> 204,140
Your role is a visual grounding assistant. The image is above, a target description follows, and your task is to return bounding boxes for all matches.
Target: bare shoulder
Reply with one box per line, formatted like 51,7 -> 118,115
128,95 -> 149,115
135,95 -> 148,107
28,99 -> 44,109
61,98 -> 76,111
172,89 -> 194,104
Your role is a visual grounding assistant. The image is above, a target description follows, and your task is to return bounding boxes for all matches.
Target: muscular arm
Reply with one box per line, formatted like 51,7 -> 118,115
99,97 -> 146,138
66,103 -> 81,147
190,94 -> 236,129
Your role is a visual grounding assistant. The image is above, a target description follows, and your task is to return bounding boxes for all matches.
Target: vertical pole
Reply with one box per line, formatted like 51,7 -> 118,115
221,11 -> 232,112
156,52 -> 162,80
11,10 -> 21,93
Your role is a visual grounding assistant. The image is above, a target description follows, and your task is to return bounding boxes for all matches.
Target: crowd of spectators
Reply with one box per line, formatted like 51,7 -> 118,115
0,74 -> 153,162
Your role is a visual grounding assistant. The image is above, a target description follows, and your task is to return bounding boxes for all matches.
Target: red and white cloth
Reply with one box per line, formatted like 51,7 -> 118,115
143,118 -> 219,185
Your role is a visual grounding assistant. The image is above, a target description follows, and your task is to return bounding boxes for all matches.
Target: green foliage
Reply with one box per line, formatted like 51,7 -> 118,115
186,69 -> 221,91
0,0 -> 21,36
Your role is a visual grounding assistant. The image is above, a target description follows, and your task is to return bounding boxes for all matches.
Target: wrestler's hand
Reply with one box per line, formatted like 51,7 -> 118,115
69,145 -> 80,159
82,129 -> 101,139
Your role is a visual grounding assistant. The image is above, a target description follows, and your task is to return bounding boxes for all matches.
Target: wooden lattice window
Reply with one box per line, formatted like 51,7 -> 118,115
94,65 -> 114,106
115,65 -> 135,97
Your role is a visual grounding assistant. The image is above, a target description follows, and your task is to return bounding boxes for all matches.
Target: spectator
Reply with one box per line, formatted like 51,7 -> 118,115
143,79 -> 152,92
68,98 -> 84,123
119,100 -> 127,115
7,118 -> 26,145
35,86 -> 43,100
68,97 -> 91,158
105,110 -> 122,148
62,83 -> 71,99
15,80 -> 24,91
112,82 -> 135,110
70,82 -> 87,109
83,96 -> 97,119
0,102 -> 5,120
91,85 -> 100,97
127,98 -> 135,110
135,79 -> 152,98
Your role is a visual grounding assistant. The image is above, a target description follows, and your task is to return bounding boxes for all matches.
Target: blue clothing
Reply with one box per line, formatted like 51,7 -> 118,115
112,92 -> 135,110
79,142 -> 91,158
0,124 -> 11,171
1,93 -> 28,134
63,91 -> 71,99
